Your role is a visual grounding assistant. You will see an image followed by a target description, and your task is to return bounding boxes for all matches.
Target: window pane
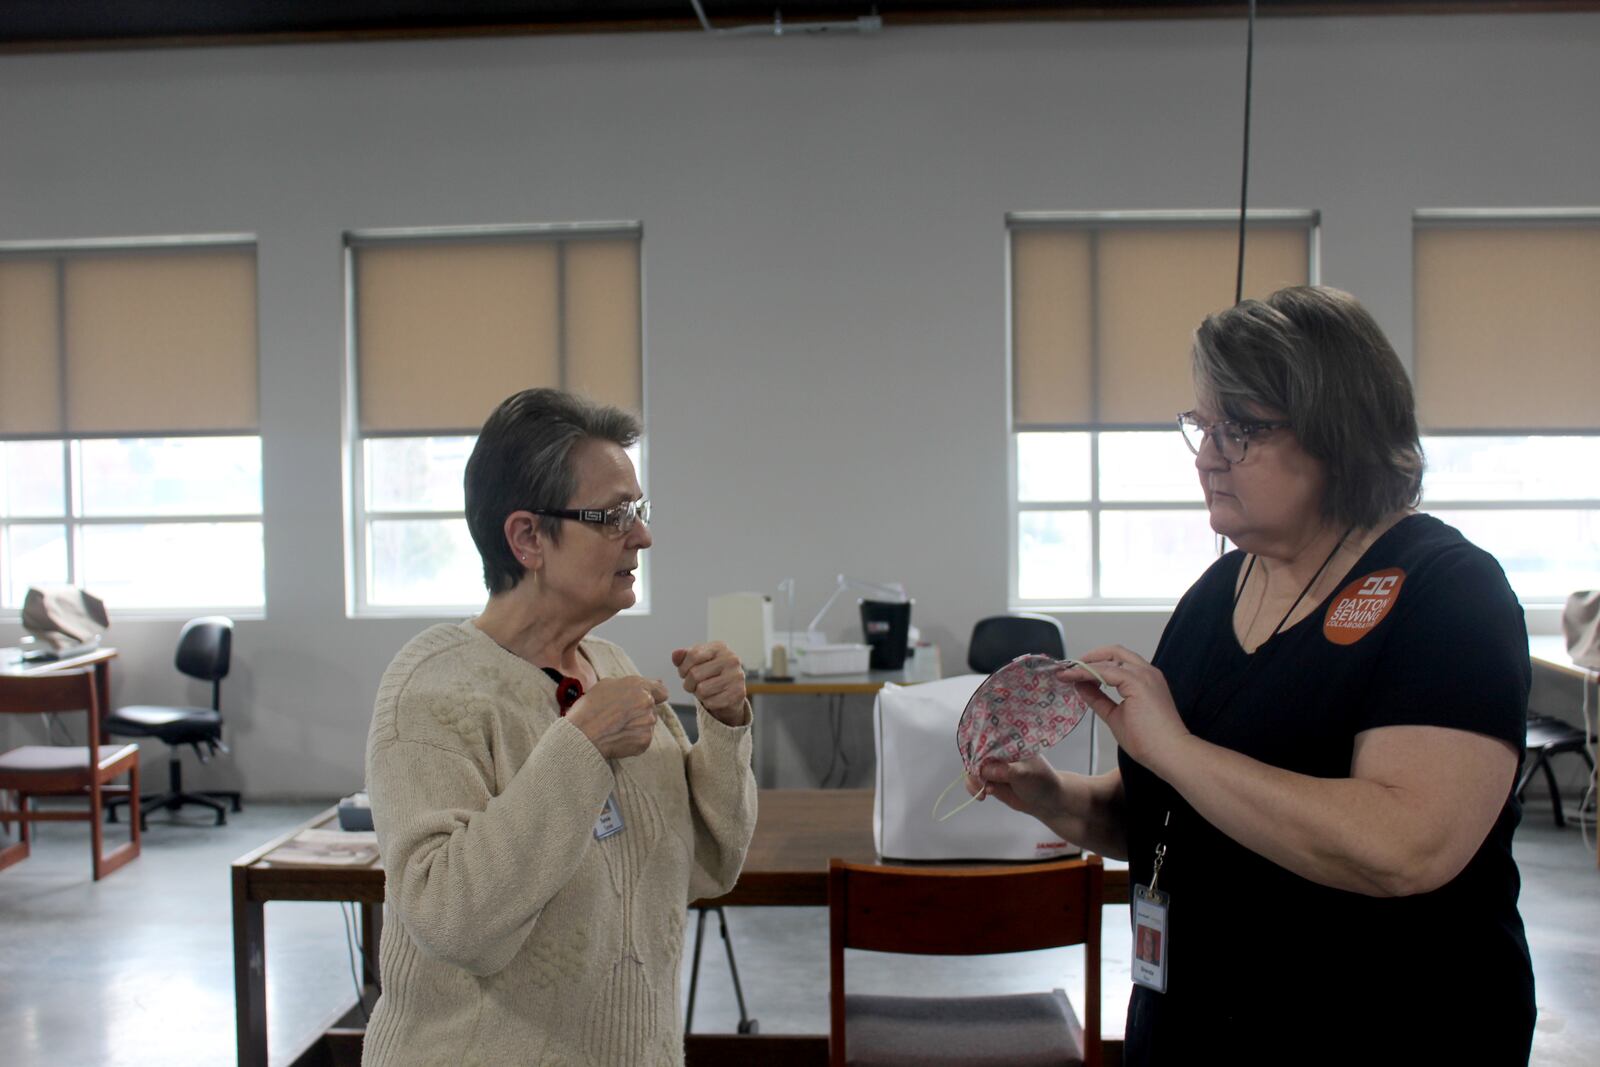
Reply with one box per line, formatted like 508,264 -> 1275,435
1,441 -> 66,517
1018,511 -> 1091,600
78,437 -> 262,516
1,524 -> 68,607
366,436 -> 474,513
1100,510 -> 1218,598
1099,431 -> 1204,503
78,522 -> 264,608
368,518 -> 482,607
1422,436 -> 1600,502
1427,508 -> 1600,601
1017,433 -> 1090,502
1430,509 -> 1600,601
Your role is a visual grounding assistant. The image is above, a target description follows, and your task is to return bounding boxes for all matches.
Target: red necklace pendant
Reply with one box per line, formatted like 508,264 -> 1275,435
555,677 -> 584,714
541,667 -> 585,716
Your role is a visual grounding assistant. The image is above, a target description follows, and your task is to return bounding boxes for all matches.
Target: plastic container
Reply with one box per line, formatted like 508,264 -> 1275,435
859,599 -> 912,669
795,642 -> 872,676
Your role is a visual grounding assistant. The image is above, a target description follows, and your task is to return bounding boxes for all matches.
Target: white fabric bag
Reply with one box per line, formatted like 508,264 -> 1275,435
1563,591 -> 1600,670
873,674 -> 1093,862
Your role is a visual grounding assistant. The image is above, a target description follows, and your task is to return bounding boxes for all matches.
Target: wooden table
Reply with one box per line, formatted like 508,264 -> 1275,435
232,790 -> 1127,1067
232,809 -> 383,1067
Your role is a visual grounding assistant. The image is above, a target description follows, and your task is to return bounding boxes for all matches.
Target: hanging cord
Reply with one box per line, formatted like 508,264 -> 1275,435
339,901 -> 372,1023
1233,0 -> 1257,306
1581,672 -> 1597,853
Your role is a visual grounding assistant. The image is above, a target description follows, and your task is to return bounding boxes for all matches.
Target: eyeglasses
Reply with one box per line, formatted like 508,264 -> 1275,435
530,498 -> 651,534
1177,411 -> 1288,465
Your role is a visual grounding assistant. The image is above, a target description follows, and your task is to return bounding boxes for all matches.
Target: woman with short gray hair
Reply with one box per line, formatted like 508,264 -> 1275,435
972,287 -> 1535,1063
364,388 -> 757,1066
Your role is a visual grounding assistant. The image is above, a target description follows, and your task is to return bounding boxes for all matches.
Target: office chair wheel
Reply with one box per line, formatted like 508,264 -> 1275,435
738,1019 -> 759,1035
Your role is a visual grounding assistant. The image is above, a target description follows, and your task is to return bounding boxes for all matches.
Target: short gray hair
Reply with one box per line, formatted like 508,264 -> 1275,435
1192,286 -> 1424,530
464,389 -> 642,595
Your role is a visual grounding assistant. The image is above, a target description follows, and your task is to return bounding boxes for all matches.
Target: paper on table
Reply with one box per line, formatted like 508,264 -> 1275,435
265,827 -> 380,867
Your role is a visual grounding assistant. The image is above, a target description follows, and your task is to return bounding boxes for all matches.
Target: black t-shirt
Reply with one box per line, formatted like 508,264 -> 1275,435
1120,514 -> 1535,1065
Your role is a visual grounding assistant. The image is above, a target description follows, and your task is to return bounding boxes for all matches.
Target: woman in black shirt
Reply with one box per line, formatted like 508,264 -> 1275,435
970,286 -> 1534,1064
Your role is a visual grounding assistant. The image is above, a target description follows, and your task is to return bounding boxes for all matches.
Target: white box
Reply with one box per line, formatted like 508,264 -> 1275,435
708,593 -> 773,671
795,642 -> 871,676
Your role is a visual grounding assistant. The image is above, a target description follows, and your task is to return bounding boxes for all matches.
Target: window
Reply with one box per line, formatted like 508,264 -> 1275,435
347,224 -> 645,615
0,240 -> 262,612
1413,211 -> 1600,602
1007,211 -> 1318,606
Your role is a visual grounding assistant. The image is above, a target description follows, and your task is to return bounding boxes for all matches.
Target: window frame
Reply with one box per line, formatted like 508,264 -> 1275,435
0,235 -> 263,617
343,222 -> 648,618
1005,210 -> 1321,610
1412,208 -> 1600,605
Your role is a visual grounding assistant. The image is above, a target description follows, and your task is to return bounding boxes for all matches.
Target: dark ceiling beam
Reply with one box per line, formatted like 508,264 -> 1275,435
1,1 -> 1595,55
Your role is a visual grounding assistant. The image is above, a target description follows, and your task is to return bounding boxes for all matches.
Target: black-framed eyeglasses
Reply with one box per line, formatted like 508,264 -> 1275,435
1177,411 -> 1288,465
530,498 -> 651,534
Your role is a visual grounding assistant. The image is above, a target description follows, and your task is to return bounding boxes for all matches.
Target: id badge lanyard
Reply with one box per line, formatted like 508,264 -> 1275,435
1131,810 -> 1172,994
1129,532 -> 1353,990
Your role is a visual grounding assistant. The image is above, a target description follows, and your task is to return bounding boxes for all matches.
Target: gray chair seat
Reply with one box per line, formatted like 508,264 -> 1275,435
844,990 -> 1085,1067
0,743 -> 140,773
106,705 -> 220,743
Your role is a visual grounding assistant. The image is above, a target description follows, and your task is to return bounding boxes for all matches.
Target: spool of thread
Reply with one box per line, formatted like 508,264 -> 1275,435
770,644 -> 789,677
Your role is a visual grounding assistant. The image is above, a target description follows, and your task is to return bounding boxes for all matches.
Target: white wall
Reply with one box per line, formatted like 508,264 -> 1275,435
1,14 -> 1596,796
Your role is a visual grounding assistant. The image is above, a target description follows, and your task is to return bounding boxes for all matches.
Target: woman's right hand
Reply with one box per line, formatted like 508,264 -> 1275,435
568,675 -> 669,759
965,755 -> 1064,820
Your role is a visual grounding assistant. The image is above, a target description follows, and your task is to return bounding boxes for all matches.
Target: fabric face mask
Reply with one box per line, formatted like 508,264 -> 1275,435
933,654 -> 1105,821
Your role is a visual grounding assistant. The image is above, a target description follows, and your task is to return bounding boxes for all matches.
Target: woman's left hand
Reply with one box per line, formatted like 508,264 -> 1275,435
672,642 -> 749,726
1058,645 -> 1192,772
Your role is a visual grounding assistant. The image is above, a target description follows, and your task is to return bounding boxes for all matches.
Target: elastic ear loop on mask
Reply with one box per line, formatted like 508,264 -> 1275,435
931,659 -> 1110,822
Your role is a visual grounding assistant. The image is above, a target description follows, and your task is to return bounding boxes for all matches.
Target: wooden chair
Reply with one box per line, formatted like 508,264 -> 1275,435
0,669 -> 141,880
829,855 -> 1102,1067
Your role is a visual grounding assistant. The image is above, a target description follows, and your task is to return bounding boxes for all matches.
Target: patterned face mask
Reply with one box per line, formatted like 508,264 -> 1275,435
934,654 -> 1104,821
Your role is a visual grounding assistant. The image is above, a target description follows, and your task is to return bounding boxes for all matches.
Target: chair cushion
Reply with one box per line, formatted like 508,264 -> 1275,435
0,744 -> 139,774
844,990 -> 1084,1066
107,705 -> 221,744
1526,714 -> 1590,751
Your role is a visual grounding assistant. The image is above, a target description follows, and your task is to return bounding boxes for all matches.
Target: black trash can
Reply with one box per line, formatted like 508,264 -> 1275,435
859,599 -> 912,670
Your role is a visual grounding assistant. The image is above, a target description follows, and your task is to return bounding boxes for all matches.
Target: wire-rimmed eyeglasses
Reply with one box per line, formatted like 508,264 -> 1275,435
1177,411 -> 1288,465
530,498 -> 651,534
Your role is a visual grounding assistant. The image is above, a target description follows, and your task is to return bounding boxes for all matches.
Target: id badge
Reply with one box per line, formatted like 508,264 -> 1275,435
592,793 -> 625,841
1131,884 -> 1170,993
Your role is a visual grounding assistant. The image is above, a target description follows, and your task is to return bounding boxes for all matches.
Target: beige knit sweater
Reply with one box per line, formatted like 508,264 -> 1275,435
362,622 -> 757,1067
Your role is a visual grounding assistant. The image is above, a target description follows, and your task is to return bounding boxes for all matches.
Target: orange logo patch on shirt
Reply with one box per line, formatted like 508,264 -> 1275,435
1323,568 -> 1406,645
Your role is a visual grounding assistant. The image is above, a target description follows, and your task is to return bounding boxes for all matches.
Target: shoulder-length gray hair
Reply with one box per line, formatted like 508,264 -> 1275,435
464,388 -> 641,595
1192,286 -> 1424,530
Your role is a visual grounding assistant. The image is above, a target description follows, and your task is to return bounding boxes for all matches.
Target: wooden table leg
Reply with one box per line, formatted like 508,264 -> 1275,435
91,659 -> 113,732
233,865 -> 268,1067
361,901 -> 383,994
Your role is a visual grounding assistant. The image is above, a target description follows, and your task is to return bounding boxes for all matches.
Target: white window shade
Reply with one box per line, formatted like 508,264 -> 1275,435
0,260 -> 61,436
1011,219 -> 1312,429
1414,222 -> 1600,432
353,231 -> 642,434
0,245 -> 258,437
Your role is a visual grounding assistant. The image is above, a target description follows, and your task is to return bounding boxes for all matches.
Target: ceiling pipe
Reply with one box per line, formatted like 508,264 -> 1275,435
688,0 -> 882,36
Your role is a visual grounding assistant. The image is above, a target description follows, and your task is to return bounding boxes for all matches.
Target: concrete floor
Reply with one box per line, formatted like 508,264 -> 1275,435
0,799 -> 1595,1066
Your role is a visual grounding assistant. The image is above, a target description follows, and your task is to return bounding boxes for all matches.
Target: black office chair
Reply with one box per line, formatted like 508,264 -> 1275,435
105,617 -> 242,829
1517,713 -> 1596,828
967,613 -> 1067,675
